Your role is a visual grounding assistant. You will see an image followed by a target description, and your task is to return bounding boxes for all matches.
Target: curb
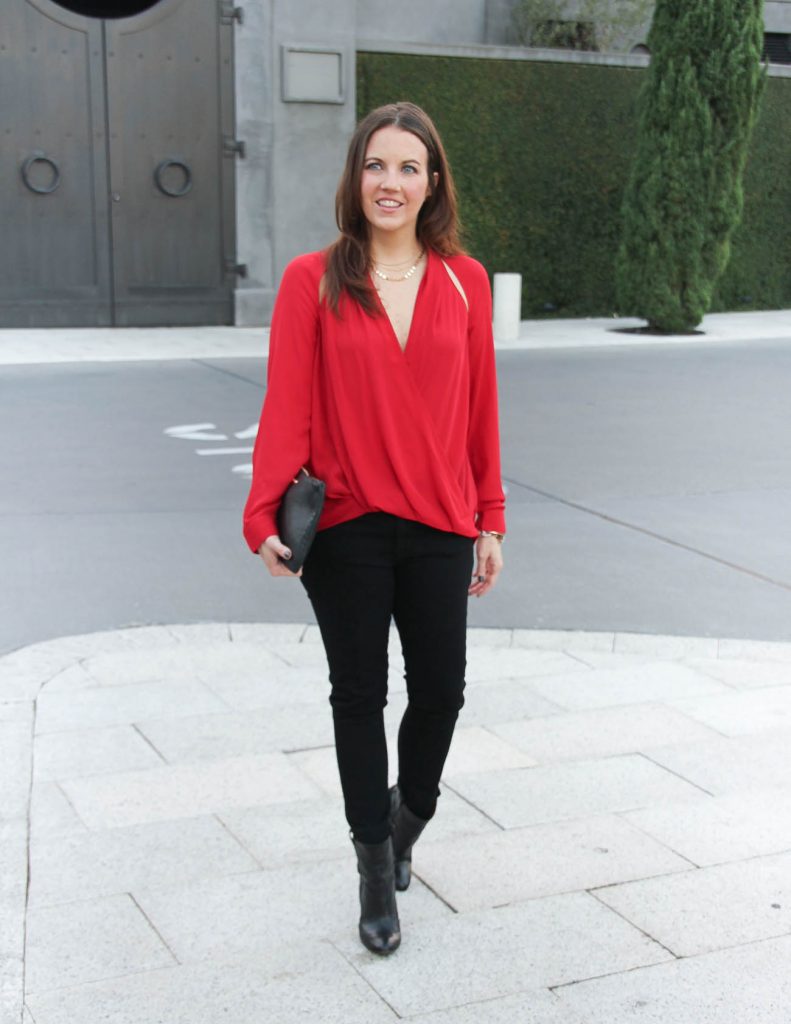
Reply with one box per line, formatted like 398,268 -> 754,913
0,310 -> 789,365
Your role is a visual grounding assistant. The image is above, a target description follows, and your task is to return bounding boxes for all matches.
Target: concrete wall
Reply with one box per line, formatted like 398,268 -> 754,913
234,0 -> 357,325
234,1 -> 276,326
270,0 -> 356,273
356,0 -> 488,45
233,0 -> 521,324
766,1 -> 791,32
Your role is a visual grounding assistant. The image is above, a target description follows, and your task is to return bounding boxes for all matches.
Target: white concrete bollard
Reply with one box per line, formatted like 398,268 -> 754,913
493,273 -> 522,342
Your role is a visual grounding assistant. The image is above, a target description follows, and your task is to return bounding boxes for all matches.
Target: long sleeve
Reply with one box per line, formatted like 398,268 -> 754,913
242,255 -> 320,554
242,248 -> 504,550
465,262 -> 506,535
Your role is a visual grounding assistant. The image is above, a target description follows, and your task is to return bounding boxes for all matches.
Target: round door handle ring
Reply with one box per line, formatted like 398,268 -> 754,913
154,159 -> 192,197
21,152 -> 61,194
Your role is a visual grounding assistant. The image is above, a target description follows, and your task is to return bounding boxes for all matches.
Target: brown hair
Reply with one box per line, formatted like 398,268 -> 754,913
323,101 -> 463,315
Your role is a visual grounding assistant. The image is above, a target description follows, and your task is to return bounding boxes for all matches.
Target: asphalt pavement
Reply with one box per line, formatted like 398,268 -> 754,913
2,309 -> 791,1023
2,309 -> 791,655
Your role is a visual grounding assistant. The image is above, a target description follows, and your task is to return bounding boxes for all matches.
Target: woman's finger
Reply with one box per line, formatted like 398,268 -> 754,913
258,536 -> 302,578
468,570 -> 490,596
263,534 -> 293,560
468,546 -> 503,597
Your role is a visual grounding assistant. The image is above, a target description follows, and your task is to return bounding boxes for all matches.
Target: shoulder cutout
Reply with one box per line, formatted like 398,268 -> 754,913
440,259 -> 469,312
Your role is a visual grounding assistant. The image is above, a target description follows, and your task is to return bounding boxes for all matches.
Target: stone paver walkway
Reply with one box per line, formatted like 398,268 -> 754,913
3,623 -> 791,1022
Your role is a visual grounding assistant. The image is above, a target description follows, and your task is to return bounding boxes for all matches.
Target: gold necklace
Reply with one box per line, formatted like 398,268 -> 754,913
375,253 -> 420,268
372,250 -> 424,282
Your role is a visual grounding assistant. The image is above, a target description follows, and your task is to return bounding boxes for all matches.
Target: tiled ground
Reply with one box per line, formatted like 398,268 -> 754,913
3,623 -> 791,1023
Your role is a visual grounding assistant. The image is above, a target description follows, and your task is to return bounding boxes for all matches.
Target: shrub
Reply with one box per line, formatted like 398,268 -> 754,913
615,0 -> 766,331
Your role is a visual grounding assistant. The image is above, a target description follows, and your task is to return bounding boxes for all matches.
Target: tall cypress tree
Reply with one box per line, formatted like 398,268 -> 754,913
616,0 -> 765,332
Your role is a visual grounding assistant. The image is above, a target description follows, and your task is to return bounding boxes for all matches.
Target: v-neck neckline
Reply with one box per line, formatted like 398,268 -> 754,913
372,249 -> 431,358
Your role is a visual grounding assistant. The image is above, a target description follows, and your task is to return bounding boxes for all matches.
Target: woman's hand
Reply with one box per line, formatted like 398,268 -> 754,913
257,535 -> 303,578
468,535 -> 503,598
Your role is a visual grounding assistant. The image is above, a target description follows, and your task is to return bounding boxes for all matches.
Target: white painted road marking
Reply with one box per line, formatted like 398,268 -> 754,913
195,447 -> 254,456
164,423 -> 229,440
164,421 -> 257,479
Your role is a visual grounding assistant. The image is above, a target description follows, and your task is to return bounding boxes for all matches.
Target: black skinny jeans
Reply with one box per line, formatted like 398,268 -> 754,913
300,512 -> 475,844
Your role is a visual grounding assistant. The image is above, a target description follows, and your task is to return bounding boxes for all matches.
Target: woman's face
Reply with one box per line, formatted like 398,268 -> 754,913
360,125 -> 437,238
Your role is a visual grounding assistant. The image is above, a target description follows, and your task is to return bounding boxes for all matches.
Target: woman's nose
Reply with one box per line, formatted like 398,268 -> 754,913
381,168 -> 399,189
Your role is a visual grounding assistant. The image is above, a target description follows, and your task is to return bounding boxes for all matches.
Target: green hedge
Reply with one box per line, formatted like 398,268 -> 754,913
357,52 -> 791,318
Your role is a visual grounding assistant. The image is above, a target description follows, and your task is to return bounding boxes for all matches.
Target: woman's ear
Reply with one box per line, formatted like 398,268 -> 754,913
431,171 -> 439,193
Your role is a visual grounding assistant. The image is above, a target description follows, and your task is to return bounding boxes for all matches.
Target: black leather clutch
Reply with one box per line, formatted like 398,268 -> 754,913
276,468 -> 326,573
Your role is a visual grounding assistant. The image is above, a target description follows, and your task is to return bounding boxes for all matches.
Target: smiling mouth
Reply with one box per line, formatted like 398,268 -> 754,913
376,199 -> 403,208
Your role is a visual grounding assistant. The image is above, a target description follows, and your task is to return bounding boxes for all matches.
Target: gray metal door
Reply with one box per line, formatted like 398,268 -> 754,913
0,1 -> 112,325
104,0 -> 236,325
0,0 -> 237,327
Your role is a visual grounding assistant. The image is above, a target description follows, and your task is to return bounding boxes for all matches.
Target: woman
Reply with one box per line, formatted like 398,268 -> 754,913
243,101 -> 505,955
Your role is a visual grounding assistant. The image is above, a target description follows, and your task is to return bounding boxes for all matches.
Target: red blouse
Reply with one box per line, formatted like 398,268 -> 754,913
243,247 -> 506,554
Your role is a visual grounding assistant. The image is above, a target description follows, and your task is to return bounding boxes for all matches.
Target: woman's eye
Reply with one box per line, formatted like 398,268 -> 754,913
403,165 -> 417,174
365,161 -> 382,171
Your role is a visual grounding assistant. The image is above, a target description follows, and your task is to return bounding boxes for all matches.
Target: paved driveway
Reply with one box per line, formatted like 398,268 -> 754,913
2,335 -> 791,654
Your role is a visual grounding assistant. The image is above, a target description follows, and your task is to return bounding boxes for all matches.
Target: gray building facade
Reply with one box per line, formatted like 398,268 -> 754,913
235,0 -> 522,325
3,0 -> 790,327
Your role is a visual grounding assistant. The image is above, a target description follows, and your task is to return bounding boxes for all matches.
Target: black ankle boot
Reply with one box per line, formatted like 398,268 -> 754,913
351,834 -> 401,954
389,785 -> 429,892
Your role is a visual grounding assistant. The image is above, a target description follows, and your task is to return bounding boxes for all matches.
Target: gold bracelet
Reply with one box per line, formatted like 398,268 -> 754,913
479,530 -> 504,543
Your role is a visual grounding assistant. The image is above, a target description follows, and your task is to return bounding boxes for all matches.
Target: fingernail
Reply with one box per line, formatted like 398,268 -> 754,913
284,550 -> 292,559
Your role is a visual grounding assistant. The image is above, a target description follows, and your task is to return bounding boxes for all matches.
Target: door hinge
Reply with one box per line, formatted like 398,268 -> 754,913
220,3 -> 243,25
225,260 -> 248,278
223,137 -> 246,159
